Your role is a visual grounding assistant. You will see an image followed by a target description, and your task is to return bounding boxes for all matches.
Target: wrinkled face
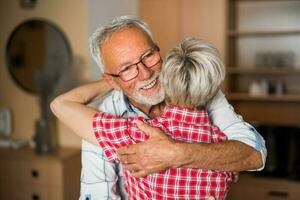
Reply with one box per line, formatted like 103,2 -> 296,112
101,27 -> 165,109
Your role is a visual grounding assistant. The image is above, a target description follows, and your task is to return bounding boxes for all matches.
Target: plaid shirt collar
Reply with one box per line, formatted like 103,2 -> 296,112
121,94 -> 209,124
162,106 -> 210,124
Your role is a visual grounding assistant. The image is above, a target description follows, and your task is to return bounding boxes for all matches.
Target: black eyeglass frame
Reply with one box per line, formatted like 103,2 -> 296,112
105,45 -> 161,82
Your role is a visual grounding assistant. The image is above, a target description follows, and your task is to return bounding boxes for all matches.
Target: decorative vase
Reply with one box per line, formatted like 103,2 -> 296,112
33,117 -> 57,154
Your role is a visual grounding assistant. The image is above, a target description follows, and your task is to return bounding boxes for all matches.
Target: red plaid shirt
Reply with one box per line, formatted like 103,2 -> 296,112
93,106 -> 237,200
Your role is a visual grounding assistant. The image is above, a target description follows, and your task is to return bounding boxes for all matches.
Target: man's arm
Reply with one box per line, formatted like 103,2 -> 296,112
207,90 -> 266,170
117,122 -> 262,177
117,91 -> 266,177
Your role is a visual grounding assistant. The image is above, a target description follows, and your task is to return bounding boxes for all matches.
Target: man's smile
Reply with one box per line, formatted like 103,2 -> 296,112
140,78 -> 157,90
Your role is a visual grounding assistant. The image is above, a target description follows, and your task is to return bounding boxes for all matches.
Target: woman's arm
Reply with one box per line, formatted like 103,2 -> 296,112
50,80 -> 112,145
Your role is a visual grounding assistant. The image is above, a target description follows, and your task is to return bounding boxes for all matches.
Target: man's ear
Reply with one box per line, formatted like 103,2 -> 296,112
103,74 -> 121,91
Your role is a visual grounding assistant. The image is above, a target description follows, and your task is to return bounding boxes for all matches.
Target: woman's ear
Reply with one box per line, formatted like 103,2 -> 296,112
103,74 -> 121,91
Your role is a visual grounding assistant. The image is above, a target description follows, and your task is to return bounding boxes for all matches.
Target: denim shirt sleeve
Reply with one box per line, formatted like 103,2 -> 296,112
79,91 -> 128,200
207,90 -> 267,171
80,140 -> 122,200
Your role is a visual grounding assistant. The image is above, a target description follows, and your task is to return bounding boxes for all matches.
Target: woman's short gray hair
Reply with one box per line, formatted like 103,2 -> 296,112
89,16 -> 156,74
161,37 -> 225,108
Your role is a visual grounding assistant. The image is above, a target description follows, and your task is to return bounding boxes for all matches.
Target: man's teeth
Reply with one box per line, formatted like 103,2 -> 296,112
142,79 -> 157,90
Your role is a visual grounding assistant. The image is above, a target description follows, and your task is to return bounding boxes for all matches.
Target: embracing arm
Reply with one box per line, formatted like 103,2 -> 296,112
206,90 -> 266,170
173,139 -> 262,171
50,80 -> 112,145
117,91 -> 266,177
177,90 -> 266,170
117,122 -> 262,177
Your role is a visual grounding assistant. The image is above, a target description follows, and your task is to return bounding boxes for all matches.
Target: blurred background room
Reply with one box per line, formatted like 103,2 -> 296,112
0,0 -> 300,199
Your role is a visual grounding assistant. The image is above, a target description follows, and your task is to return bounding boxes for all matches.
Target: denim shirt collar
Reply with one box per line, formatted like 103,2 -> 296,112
123,95 -> 135,113
120,93 -> 149,119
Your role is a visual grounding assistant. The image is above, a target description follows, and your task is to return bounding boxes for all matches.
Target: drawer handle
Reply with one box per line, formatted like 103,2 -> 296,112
31,169 -> 39,178
268,190 -> 289,197
32,194 -> 40,200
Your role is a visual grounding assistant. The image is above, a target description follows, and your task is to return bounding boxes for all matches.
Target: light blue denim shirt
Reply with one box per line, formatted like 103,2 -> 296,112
79,90 -> 267,200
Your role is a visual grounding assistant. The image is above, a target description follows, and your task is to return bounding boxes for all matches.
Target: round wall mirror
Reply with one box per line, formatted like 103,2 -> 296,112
6,19 -> 72,93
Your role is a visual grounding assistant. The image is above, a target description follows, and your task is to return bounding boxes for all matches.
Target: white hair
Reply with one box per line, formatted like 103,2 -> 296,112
89,16 -> 156,74
160,37 -> 225,108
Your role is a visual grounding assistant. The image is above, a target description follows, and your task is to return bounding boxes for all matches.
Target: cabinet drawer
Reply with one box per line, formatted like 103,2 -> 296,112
0,159 -> 63,186
0,182 -> 63,200
0,147 -> 81,200
227,174 -> 300,200
228,184 -> 300,200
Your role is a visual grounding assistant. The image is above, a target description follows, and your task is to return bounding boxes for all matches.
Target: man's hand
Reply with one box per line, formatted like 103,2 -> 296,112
117,120 -> 183,177
117,121 -> 263,178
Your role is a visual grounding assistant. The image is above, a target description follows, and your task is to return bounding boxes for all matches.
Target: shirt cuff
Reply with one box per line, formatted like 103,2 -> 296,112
208,91 -> 267,171
227,127 -> 267,171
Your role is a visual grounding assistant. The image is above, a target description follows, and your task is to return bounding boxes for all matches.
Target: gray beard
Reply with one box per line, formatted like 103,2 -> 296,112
131,87 -> 165,107
127,72 -> 165,107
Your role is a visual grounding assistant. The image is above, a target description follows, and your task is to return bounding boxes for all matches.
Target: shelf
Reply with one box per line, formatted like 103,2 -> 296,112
230,0 -> 300,2
227,93 -> 300,102
226,0 -> 300,126
227,67 -> 300,75
227,29 -> 300,37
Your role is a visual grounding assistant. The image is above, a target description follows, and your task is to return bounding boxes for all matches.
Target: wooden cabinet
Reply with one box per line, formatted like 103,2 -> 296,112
228,173 -> 300,200
225,0 -> 300,126
0,147 -> 81,200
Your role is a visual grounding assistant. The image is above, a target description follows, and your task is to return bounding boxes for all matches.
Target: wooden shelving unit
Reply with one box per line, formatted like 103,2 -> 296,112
225,0 -> 300,126
231,0 -> 300,2
226,1 -> 300,198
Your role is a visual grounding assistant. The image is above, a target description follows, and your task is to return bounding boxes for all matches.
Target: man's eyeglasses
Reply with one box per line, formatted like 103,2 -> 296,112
105,46 -> 161,82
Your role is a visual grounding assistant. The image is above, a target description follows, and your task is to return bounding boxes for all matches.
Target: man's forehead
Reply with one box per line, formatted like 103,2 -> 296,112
116,46 -> 153,66
101,29 -> 153,70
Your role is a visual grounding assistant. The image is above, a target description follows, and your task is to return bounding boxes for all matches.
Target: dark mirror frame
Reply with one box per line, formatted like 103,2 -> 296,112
5,18 -> 72,94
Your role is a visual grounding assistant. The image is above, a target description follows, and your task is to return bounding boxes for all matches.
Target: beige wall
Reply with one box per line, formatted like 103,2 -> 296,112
0,0 -> 89,147
140,0 -> 181,58
140,0 -> 227,58
88,0 -> 139,80
181,0 -> 227,61
140,0 -> 227,90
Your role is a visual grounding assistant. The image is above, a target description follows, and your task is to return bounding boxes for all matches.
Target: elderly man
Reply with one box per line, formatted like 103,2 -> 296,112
80,16 -> 266,200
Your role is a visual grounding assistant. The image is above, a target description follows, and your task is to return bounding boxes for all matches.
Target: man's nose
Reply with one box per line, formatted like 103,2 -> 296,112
136,63 -> 153,81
